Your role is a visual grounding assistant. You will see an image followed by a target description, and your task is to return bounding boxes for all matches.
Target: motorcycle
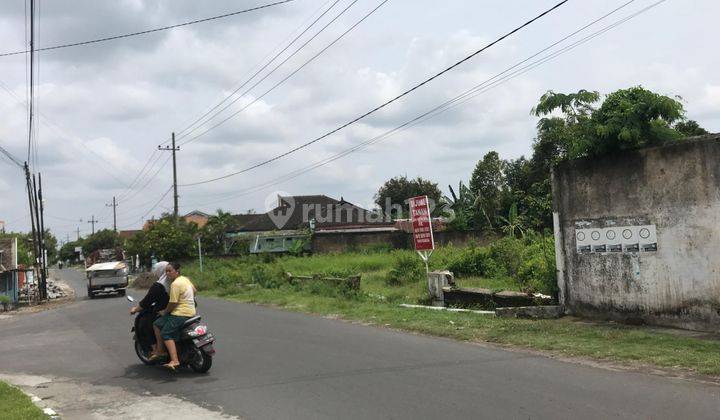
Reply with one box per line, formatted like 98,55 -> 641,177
126,295 -> 216,373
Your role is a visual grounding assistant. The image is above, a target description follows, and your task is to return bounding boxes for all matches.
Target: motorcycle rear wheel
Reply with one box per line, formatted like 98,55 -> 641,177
189,347 -> 212,373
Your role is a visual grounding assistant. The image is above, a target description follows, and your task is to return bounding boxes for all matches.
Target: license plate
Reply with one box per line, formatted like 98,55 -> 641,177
104,287 -> 113,291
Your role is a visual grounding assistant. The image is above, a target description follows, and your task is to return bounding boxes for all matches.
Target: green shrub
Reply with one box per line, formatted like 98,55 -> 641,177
251,264 -> 286,289
0,295 -> 10,310
447,246 -> 498,277
517,234 -> 557,295
386,251 -> 425,286
489,237 -> 525,278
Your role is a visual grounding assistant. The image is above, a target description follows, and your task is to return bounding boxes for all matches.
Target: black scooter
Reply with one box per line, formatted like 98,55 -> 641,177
126,295 -> 216,373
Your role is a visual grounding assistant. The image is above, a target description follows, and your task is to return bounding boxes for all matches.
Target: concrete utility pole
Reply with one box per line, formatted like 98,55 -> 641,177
158,133 -> 180,221
88,215 -> 97,235
106,196 -> 117,232
76,227 -> 81,240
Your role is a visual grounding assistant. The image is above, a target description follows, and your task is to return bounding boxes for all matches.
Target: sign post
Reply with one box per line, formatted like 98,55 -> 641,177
409,195 -> 435,273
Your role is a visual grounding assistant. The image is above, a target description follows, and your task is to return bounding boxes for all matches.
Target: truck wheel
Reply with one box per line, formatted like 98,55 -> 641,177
87,288 -> 94,299
118,289 -> 126,297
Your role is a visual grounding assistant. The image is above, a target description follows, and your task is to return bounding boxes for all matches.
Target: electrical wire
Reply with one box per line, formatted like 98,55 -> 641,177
179,0 -> 570,186
177,0 -> 382,146
0,0 -> 296,57
172,0 -> 342,141
179,0 -> 662,208
0,142 -> 24,169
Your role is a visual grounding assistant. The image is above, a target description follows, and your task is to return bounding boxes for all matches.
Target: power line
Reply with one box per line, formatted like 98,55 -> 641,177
180,0 -> 570,186
179,0 -> 660,208
0,0 -> 296,58
177,0 -> 380,146
0,141 -> 24,168
173,0 -> 343,141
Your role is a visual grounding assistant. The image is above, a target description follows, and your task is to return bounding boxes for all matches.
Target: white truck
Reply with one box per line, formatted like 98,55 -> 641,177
86,261 -> 129,298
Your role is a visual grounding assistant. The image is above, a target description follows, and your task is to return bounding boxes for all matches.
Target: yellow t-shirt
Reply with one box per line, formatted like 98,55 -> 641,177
169,276 -> 196,317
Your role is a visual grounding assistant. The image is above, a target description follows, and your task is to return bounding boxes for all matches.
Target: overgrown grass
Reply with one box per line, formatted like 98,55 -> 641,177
181,249 -> 720,376
0,381 -> 46,420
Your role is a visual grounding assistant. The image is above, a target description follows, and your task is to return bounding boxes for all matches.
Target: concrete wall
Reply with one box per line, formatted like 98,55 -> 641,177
552,134 -> 720,332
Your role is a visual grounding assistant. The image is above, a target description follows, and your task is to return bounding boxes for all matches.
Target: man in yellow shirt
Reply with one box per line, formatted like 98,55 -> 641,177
151,262 -> 197,370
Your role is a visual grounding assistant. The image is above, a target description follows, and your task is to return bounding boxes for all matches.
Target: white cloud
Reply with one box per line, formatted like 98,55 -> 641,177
0,0 -> 719,237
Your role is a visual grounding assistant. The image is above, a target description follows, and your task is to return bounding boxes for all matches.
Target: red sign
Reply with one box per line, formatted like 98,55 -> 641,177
409,195 -> 434,251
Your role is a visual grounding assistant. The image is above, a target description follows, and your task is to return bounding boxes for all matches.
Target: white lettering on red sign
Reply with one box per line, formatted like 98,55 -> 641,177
409,195 -> 434,251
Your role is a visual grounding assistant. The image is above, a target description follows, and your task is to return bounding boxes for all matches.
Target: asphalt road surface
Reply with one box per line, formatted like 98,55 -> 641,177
1,268 -> 719,419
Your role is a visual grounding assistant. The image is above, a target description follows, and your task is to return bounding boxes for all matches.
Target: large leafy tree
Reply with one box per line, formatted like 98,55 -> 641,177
200,209 -> 236,255
458,86 -> 708,233
82,229 -> 120,255
375,176 -> 442,218
59,239 -> 83,263
469,151 -> 506,229
125,216 -> 198,266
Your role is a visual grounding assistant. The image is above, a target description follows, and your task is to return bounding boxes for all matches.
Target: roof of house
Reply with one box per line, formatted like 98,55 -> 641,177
228,195 -> 394,232
184,210 -> 210,218
118,230 -> 142,239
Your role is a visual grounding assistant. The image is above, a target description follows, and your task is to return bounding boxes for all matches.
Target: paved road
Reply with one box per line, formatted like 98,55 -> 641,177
1,269 -> 719,419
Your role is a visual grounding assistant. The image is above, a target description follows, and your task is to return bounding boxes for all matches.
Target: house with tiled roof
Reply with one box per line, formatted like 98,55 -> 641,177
227,195 -> 396,253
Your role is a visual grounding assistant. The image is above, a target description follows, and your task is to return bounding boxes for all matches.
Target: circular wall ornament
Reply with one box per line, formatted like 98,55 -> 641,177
639,228 -> 651,239
606,230 -> 616,240
622,229 -> 633,239
591,231 -> 601,240
577,231 -> 586,241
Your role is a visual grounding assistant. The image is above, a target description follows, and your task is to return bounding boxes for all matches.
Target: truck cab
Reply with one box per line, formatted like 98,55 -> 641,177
85,261 -> 128,298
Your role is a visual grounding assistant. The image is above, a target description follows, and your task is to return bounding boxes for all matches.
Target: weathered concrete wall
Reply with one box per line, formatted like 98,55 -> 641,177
552,134 -> 720,332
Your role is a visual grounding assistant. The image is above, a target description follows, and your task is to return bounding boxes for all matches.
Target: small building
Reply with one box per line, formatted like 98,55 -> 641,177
0,237 -> 19,306
227,195 -> 396,253
183,210 -> 210,228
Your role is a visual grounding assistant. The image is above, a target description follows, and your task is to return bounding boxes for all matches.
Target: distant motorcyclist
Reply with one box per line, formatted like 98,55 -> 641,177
130,261 -> 170,354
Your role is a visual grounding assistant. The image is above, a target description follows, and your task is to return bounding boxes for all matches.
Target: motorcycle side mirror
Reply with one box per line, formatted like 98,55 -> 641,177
126,295 -> 135,302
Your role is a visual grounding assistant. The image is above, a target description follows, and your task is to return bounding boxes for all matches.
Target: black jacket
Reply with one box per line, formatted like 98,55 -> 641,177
138,282 -> 169,315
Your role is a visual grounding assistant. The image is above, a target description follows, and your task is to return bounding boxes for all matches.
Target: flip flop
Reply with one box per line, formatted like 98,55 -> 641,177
163,363 -> 179,372
149,353 -> 168,362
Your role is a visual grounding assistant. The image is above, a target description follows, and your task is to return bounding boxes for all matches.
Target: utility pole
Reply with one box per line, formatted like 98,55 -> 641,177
24,162 -> 40,285
88,215 -> 97,235
38,173 -> 47,300
76,227 -> 81,241
106,196 -> 117,232
158,133 -> 180,221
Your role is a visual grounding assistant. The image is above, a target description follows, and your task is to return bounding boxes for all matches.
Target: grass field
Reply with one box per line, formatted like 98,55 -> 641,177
0,381 -> 46,420
181,250 -> 720,376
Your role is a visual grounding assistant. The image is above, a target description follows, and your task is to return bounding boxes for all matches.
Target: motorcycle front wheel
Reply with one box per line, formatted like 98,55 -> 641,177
134,339 -> 154,365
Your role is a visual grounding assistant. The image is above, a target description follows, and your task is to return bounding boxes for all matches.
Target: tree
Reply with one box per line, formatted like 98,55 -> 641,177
200,209 -> 236,255
497,203 -> 525,238
374,176 -> 442,218
59,239 -> 83,263
674,120 -> 709,137
469,151 -> 506,228
43,230 -> 58,263
0,231 -> 33,266
125,216 -> 198,266
444,181 -> 480,231
82,229 -> 120,255
532,86 -> 689,158
589,86 -> 685,154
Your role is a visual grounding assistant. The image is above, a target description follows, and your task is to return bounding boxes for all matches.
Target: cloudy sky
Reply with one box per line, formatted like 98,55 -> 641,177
0,0 -> 718,241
